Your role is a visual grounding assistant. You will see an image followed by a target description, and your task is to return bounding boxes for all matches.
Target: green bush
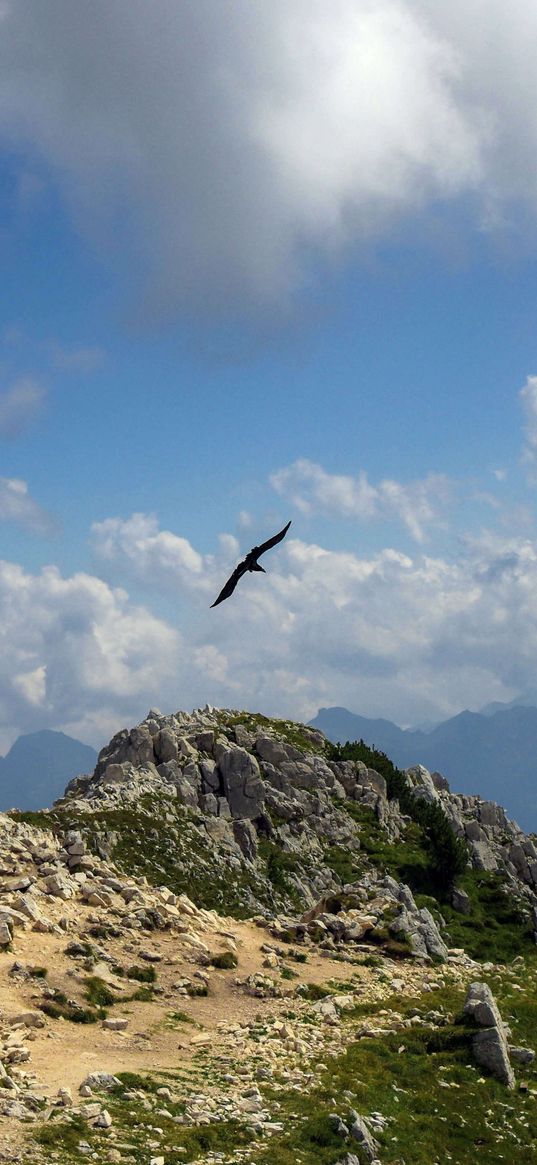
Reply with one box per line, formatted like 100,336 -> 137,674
210,951 -> 238,969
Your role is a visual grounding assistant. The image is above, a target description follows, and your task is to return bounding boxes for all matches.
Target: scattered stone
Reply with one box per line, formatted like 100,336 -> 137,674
94,1108 -> 113,1128
102,1018 -> 128,1032
80,1073 -> 122,1093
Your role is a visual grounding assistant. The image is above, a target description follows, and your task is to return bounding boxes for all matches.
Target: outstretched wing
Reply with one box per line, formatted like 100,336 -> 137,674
256,520 -> 292,558
210,560 -> 248,607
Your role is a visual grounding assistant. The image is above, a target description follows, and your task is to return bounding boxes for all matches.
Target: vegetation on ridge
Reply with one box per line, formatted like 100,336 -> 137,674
328,737 -> 468,884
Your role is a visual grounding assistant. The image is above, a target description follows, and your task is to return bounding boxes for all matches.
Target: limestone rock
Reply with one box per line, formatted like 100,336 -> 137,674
218,748 -> 265,819
348,1112 -> 379,1161
80,1073 -> 122,1093
464,982 -> 515,1087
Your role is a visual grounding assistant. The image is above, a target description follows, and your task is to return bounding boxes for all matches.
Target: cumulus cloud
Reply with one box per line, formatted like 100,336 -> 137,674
86,508 -> 537,727
1,2 -> 537,315
91,513 -> 209,594
0,477 -> 55,536
271,459 -> 451,541
4,500 -> 537,746
0,559 -> 180,751
0,377 -> 45,437
187,529 -> 537,724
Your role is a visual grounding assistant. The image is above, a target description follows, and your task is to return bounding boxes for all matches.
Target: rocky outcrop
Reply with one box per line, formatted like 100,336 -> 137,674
464,982 -> 520,1087
280,871 -> 449,961
45,706 -> 537,936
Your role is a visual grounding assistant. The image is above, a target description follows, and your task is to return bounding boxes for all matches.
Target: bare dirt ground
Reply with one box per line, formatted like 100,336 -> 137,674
0,895 -> 389,1157
0,890 -> 472,1162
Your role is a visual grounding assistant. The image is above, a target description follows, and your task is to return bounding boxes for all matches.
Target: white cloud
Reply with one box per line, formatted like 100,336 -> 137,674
1,2 -> 537,314
0,377 -> 45,437
271,459 -> 451,541
4,501 -> 537,747
0,477 -> 55,536
0,559 -> 180,752
86,508 -> 537,728
91,513 -> 208,593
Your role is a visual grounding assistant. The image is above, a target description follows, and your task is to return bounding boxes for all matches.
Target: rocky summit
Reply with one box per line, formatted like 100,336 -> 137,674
0,706 -> 536,1164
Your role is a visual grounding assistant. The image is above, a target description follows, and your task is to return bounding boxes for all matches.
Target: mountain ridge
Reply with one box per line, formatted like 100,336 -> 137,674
309,703 -> 537,831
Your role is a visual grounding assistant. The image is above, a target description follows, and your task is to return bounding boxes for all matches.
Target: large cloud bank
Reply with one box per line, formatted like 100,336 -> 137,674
3,483 -> 537,749
2,1 -> 537,313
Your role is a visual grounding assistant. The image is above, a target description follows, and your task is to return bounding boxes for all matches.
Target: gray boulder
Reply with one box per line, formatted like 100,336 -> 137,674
464,982 -> 515,1087
472,1028 -> 515,1088
155,728 -> 178,764
348,1111 -> 379,1162
219,748 -> 265,819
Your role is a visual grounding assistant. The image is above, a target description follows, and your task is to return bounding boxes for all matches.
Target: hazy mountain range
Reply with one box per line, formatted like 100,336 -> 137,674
309,703 -> 537,833
0,730 -> 97,813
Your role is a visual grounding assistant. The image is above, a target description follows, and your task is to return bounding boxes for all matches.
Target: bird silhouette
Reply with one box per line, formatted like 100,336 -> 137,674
210,520 -> 291,607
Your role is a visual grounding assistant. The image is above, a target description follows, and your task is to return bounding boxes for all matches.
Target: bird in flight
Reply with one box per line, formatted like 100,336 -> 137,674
211,520 -> 291,607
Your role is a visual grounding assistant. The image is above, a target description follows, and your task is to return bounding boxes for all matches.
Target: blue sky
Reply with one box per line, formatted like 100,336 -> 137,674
3,1 -> 537,750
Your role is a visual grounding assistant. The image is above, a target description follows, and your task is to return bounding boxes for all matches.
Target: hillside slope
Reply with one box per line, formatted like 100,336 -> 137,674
0,706 -> 536,1164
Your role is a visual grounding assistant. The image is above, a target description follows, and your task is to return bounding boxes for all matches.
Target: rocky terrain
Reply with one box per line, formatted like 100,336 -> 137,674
0,706 -> 536,1164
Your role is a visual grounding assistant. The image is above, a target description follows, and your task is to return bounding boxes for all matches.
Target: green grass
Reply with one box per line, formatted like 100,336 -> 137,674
337,800 -> 436,891
298,982 -> 332,1001
126,963 -> 157,983
253,980 -> 537,1165
436,871 -> 537,963
257,838 -> 304,903
280,965 -> 299,980
34,1114 -> 89,1153
323,842 -> 364,885
29,971 -> 537,1165
210,950 -> 238,969
39,999 -> 100,1024
32,1071 -> 256,1163
218,710 -> 327,754
166,1009 -> 196,1026
84,975 -> 118,1008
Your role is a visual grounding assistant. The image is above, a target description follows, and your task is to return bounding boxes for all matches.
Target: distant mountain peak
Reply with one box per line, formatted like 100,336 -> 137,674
309,704 -> 537,832
0,729 -> 98,812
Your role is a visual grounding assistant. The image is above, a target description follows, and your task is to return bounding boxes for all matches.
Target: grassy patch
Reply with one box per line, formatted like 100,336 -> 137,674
210,950 -> 238,969
438,871 -> 537,963
166,1009 -> 196,1026
323,842 -> 364,885
34,1113 -> 89,1153
258,838 -> 304,903
298,982 -> 332,1001
280,965 -> 299,980
126,963 -> 157,983
218,711 -> 326,754
254,982 -> 537,1165
39,999 -> 100,1024
84,975 -> 118,1008
33,1070 -> 255,1163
